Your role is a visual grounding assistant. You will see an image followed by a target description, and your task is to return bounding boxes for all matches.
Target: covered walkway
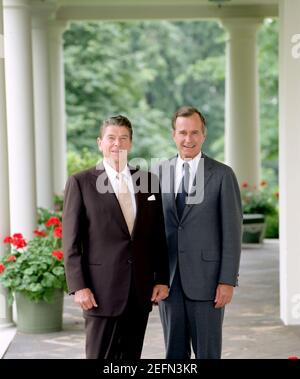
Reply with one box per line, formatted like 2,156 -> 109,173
2,240 -> 300,359
1,0 -> 300,331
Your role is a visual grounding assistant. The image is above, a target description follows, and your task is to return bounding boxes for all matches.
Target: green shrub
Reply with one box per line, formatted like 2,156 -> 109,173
265,212 -> 279,238
67,148 -> 99,176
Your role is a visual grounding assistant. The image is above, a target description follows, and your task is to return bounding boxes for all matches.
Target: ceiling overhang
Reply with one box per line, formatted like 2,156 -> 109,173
53,0 -> 278,21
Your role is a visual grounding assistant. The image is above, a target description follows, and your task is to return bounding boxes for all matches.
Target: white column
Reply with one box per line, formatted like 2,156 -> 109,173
49,21 -> 68,196
32,5 -> 54,209
3,0 -> 36,239
222,18 -> 262,187
0,0 -> 13,327
279,0 -> 300,325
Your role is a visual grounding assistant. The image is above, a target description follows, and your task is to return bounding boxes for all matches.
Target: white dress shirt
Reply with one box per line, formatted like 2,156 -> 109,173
174,151 -> 202,196
103,160 -> 137,217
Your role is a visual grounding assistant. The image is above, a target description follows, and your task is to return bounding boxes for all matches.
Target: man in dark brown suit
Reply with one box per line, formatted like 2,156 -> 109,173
63,115 -> 169,359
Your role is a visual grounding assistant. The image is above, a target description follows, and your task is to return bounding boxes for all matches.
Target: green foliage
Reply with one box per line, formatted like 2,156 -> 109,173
64,19 -> 279,235
258,19 -> 279,187
241,181 -> 278,216
265,212 -> 279,238
67,147 -> 99,176
0,216 -> 67,304
64,20 -> 226,161
64,19 -> 278,174
241,181 -> 279,238
54,194 -> 64,212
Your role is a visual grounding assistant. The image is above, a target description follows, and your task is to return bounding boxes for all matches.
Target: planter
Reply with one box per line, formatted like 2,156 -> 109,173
15,290 -> 64,333
242,214 -> 266,244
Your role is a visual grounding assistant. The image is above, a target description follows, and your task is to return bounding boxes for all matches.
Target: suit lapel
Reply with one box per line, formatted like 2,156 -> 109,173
93,161 -> 116,197
92,162 -> 130,235
161,157 -> 179,223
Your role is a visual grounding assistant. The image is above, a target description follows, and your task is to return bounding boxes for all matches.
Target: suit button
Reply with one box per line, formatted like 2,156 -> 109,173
178,226 -> 183,230
179,250 -> 184,254
127,258 -> 133,264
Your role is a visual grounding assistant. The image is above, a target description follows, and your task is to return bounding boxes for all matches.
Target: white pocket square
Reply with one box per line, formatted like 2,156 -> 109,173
147,194 -> 156,201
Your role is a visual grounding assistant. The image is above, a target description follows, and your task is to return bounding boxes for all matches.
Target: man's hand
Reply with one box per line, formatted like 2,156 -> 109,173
214,284 -> 234,308
151,285 -> 169,304
74,288 -> 98,310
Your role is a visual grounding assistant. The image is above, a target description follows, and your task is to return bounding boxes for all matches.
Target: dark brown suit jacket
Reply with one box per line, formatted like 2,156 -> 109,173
62,163 -> 169,317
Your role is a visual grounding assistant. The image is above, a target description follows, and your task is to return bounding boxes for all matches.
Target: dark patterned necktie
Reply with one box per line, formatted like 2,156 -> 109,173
176,162 -> 190,220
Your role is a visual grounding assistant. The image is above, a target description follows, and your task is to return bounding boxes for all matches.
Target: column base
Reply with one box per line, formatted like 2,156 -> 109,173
0,325 -> 17,359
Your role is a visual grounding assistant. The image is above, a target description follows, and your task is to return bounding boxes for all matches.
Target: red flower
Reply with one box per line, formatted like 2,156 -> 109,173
4,233 -> 27,249
52,250 -> 64,261
3,236 -> 13,244
288,356 -> 298,360
241,182 -> 248,188
0,264 -> 6,274
53,227 -> 62,238
33,229 -> 47,237
7,255 -> 17,263
45,217 -> 61,227
12,238 -> 27,249
12,233 -> 24,239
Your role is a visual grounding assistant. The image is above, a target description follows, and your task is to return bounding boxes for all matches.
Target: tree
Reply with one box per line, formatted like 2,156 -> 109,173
64,20 -> 226,168
64,19 -> 279,188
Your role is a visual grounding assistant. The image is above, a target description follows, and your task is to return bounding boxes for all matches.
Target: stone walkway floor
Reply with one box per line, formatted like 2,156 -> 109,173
3,240 -> 300,359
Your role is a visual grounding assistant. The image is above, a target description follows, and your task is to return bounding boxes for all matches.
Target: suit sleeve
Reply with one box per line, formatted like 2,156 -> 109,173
150,173 -> 170,287
218,168 -> 243,286
62,175 -> 87,294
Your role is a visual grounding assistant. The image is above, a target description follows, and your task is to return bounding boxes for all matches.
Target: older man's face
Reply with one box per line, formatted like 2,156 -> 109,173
173,113 -> 206,160
97,125 -> 132,168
